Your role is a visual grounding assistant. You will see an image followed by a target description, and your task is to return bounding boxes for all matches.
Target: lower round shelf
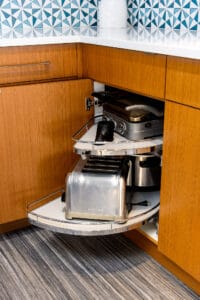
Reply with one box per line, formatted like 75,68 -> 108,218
28,191 -> 159,236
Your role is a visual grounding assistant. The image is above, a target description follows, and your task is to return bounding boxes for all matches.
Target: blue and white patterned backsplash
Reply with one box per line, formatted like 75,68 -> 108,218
127,0 -> 200,31
0,0 -> 200,34
0,0 -> 98,33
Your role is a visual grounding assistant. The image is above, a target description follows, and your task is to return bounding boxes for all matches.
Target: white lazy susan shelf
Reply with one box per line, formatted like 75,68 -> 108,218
28,190 -> 159,236
74,124 -> 163,157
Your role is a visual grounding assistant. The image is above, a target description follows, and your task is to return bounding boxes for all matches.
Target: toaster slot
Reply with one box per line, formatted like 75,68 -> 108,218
82,157 -> 130,176
83,163 -> 122,171
88,157 -> 123,163
82,168 -> 119,174
85,163 -> 121,168
85,160 -> 121,166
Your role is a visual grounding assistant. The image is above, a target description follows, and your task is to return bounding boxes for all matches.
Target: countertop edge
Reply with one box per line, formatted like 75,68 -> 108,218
0,29 -> 200,60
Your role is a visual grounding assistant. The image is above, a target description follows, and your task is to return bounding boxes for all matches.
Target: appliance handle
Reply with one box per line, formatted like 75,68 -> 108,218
72,115 -> 106,142
0,61 -> 50,69
139,156 -> 161,168
125,104 -> 163,117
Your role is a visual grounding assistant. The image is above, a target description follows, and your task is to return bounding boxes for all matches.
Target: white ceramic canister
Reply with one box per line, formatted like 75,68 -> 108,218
98,0 -> 128,28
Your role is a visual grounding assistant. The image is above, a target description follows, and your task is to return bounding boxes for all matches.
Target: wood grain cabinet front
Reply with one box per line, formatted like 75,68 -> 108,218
158,101 -> 200,282
166,56 -> 200,109
0,79 -> 93,228
0,44 -> 78,85
82,44 -> 166,100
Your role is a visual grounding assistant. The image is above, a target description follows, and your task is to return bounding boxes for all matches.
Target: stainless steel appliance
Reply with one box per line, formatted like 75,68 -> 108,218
93,90 -> 164,141
65,157 -> 129,223
65,88 -> 163,224
104,101 -> 163,141
132,154 -> 161,189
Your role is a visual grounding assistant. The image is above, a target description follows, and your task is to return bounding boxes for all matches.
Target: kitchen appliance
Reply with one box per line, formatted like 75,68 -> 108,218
131,154 -> 161,189
65,88 -> 163,224
93,90 -> 164,141
95,120 -> 115,142
65,156 -> 129,223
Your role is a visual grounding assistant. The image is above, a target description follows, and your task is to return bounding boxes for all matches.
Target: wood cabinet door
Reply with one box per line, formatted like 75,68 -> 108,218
158,101 -> 200,281
0,79 -> 93,225
82,44 -> 166,100
166,56 -> 200,109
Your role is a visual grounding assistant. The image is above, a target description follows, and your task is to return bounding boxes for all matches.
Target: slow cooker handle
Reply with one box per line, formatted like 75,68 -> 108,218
139,156 -> 161,168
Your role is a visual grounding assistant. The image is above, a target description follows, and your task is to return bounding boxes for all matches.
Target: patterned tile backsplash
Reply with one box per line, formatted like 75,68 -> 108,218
0,0 -> 98,33
127,0 -> 200,31
0,0 -> 200,34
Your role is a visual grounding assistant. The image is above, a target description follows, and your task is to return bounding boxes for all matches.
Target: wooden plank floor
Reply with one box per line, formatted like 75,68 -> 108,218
0,227 -> 199,300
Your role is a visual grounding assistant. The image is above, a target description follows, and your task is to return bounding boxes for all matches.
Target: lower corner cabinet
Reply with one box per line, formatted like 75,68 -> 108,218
158,101 -> 200,282
0,78 -> 93,226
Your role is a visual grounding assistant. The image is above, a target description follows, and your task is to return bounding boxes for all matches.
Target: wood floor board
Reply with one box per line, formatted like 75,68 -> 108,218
0,227 -> 198,300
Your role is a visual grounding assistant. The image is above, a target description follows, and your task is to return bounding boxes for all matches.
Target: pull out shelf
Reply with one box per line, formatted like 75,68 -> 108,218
74,124 -> 163,156
28,191 -> 159,236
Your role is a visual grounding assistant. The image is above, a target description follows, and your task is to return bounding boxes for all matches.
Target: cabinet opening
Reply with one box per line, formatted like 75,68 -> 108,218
28,83 -> 165,237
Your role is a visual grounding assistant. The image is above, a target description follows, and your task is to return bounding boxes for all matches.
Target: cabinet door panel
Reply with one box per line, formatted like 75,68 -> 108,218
0,79 -> 93,224
158,102 -> 200,281
82,44 -> 166,99
166,56 -> 200,109
0,44 -> 77,85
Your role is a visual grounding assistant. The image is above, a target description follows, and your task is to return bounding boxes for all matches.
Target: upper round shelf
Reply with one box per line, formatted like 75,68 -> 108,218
74,124 -> 163,157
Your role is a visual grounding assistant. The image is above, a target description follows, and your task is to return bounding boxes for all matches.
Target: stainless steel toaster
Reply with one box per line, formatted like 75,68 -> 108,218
65,157 -> 129,223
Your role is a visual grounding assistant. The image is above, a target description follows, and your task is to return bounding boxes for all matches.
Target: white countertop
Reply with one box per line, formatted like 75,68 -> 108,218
1,26 -> 200,60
